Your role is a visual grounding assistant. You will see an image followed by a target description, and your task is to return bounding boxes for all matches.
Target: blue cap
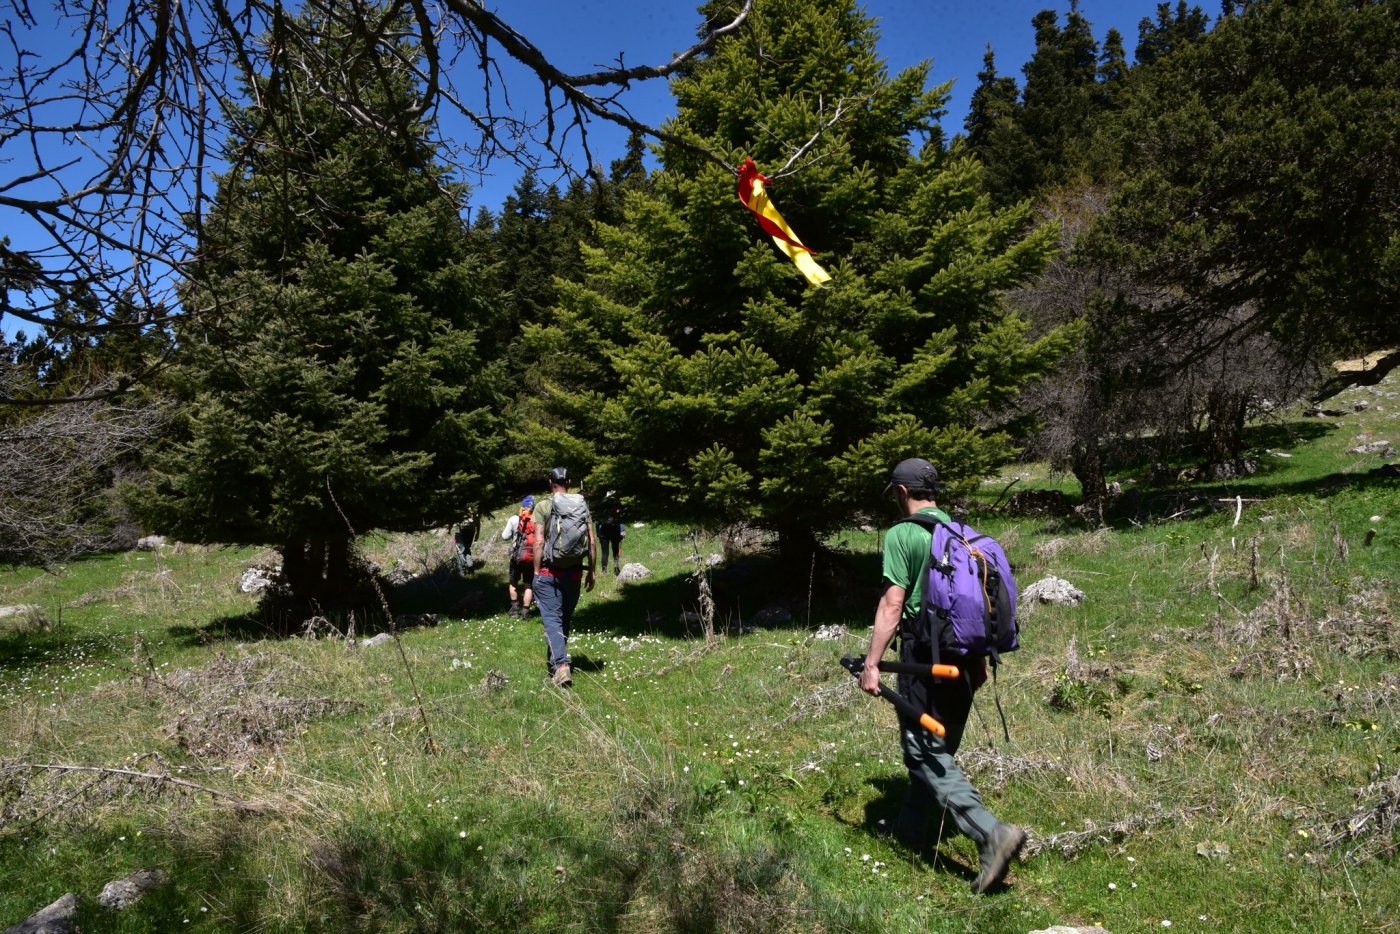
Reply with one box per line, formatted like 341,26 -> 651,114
522,495 -> 535,509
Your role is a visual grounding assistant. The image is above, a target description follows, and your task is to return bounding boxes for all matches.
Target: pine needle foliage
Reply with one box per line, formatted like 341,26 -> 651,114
521,0 -> 1069,557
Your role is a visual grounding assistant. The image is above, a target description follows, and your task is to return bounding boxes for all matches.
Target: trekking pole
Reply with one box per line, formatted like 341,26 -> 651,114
840,655 -> 948,738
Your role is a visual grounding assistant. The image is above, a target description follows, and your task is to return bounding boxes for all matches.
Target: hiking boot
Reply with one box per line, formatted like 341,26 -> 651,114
552,664 -> 573,688
970,823 -> 1027,894
613,565 -> 620,576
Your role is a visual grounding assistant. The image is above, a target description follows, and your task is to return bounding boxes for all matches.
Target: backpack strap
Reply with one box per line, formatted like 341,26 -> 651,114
897,513 -> 946,658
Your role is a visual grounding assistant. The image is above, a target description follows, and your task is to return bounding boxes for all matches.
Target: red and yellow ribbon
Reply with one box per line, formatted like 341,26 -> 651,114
736,158 -> 831,287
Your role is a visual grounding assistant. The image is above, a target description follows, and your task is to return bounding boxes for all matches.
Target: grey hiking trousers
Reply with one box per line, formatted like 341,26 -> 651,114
896,722 -> 1000,848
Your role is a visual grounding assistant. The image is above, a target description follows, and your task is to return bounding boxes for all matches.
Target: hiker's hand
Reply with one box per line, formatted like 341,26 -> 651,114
859,663 -> 882,696
584,570 -> 595,592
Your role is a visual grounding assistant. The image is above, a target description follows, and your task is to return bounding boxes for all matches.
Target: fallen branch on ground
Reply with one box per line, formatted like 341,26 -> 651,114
1024,804 -> 1211,858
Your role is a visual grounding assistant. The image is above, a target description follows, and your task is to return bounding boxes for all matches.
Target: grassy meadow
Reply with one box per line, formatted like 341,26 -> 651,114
2,378 -> 1399,932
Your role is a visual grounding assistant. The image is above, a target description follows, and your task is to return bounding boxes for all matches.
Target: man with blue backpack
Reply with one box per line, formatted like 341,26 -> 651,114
532,467 -> 597,688
859,457 -> 1027,894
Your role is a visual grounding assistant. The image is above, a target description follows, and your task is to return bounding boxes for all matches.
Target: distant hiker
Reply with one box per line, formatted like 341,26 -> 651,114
859,457 -> 1027,894
595,492 -> 626,575
453,510 -> 481,574
501,496 -> 536,617
532,467 -> 597,687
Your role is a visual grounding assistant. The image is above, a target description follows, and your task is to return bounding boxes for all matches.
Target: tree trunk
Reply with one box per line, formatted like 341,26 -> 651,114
279,536 -> 355,608
1202,389 -> 1250,477
1072,441 -> 1108,527
774,522 -> 823,610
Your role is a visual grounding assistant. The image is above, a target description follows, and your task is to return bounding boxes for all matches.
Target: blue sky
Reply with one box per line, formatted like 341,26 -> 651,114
463,0 -> 1184,210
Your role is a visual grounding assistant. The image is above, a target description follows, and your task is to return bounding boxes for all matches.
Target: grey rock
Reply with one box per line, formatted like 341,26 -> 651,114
1029,927 -> 1113,934
238,567 -> 278,594
1352,399 -> 1370,412
617,563 -> 652,583
135,535 -> 166,551
98,869 -> 170,910
812,624 -> 846,641
393,613 -> 439,629
619,640 -> 643,653
361,632 -> 395,648
1022,576 -> 1086,606
1350,440 -> 1393,455
4,893 -> 78,934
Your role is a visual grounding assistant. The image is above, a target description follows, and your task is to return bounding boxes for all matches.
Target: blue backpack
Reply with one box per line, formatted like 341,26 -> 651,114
901,513 -> 1019,665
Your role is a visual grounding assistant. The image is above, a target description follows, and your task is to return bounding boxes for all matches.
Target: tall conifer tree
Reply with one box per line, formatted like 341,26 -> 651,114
146,3 -> 507,608
522,0 -> 1067,564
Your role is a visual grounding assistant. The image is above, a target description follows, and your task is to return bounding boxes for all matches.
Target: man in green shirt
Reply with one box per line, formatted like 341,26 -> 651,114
859,457 -> 1027,894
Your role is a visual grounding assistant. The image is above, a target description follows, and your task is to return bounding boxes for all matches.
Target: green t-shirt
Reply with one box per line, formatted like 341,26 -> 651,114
881,506 -> 952,620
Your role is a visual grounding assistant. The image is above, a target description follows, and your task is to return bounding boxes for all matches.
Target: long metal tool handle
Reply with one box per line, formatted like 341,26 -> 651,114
847,653 -> 960,680
840,655 -> 947,737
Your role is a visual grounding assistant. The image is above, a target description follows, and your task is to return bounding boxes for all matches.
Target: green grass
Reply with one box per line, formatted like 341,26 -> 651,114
2,378 -> 1398,932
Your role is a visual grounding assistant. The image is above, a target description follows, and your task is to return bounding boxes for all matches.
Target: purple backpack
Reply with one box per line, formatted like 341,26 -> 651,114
902,514 -> 1019,663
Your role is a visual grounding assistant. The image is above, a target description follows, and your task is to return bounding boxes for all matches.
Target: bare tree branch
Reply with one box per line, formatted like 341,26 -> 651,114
1,0 -> 756,394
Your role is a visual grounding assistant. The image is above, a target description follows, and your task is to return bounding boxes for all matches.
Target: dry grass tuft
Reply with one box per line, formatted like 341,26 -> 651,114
1031,529 -> 1110,564
960,748 -> 1064,792
1229,646 -> 1316,682
163,651 -> 363,762
1312,767 -> 1400,864
477,669 -> 509,694
0,604 -> 48,632
773,679 -> 859,728
1315,587 -> 1398,659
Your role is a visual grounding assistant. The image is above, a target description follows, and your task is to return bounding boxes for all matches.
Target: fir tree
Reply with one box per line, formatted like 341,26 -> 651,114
1096,28 -> 1130,107
1135,1 -> 1211,66
1096,0 -> 1400,376
522,0 -> 1068,566
145,3 -> 507,610
964,47 -> 1035,204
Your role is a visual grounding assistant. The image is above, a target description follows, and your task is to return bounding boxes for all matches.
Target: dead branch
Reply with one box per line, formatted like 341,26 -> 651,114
1,762 -> 267,818
1023,804 -> 1211,858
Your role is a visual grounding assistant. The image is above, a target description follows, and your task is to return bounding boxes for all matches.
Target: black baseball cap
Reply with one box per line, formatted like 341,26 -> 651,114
883,457 -> 941,496
548,466 -> 569,484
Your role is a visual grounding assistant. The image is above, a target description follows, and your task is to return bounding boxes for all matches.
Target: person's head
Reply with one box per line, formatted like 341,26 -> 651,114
548,466 -> 571,491
521,495 -> 535,510
883,457 -> 941,514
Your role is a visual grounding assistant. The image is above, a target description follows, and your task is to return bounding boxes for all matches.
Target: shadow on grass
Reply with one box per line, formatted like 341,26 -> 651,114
566,547 -> 885,641
0,629 -> 122,678
856,775 -> 979,883
163,562 -> 504,648
1099,418 -> 1338,475
152,539 -> 890,652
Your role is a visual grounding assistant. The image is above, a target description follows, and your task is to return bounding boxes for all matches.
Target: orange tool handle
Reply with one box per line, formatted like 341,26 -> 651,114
839,655 -> 948,738
917,712 -> 947,738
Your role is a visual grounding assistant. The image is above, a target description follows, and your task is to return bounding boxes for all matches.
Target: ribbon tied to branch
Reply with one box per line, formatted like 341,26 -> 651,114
735,157 -> 831,287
